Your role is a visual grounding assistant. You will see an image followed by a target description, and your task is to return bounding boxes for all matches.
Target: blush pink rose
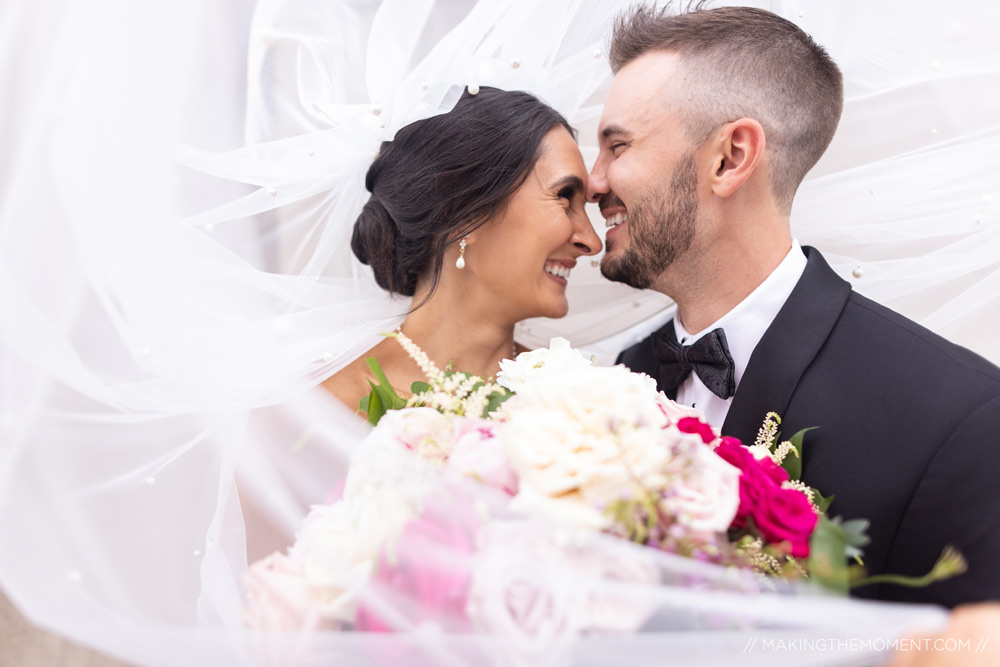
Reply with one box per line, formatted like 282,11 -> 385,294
380,407 -> 455,461
355,489 -> 477,632
751,486 -> 818,558
447,419 -> 518,495
655,394 -> 708,426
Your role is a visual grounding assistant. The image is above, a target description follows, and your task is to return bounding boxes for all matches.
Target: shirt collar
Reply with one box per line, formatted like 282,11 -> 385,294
674,239 -> 807,388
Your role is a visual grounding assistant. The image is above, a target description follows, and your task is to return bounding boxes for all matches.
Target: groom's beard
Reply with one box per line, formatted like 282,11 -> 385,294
601,154 -> 698,290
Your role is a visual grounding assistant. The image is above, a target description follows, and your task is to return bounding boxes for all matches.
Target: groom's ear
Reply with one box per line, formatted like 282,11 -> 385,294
708,118 -> 766,199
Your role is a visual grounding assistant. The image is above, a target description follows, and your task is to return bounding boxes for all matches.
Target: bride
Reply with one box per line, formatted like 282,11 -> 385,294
324,86 -> 600,409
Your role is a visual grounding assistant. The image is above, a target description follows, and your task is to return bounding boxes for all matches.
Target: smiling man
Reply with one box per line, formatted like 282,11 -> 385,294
589,4 -> 1000,607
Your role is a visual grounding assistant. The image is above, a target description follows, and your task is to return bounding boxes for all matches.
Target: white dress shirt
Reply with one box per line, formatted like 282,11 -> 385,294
674,240 -> 808,428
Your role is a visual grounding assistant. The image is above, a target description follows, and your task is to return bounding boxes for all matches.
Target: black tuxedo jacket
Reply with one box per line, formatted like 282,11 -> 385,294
618,246 -> 1000,607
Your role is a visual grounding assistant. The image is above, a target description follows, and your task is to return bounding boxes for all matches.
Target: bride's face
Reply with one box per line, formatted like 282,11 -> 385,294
468,127 -> 601,321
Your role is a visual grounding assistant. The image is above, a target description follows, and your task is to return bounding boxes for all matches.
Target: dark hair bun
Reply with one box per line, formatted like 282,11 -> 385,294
349,87 -> 573,301
350,194 -> 411,293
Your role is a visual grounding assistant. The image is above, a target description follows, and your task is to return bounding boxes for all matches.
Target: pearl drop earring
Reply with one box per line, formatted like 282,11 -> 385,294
456,235 -> 468,269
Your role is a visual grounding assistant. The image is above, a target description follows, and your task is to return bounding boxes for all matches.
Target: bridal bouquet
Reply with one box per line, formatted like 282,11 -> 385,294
243,337 -> 950,639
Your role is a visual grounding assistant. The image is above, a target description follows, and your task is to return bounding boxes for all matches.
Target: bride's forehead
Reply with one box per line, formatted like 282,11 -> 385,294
532,130 -> 585,173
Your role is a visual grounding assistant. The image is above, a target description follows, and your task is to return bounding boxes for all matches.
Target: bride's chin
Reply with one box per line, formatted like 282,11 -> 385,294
516,300 -> 568,321
543,298 -> 570,320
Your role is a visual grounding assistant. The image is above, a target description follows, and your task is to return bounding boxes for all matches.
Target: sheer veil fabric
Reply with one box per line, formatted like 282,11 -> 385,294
0,0 -> 996,665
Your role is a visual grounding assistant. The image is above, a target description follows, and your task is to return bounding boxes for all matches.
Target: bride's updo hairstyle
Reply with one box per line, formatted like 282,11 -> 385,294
351,87 -> 573,300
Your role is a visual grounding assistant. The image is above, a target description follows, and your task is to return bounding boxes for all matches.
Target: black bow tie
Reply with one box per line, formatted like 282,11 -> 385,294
652,322 -> 736,400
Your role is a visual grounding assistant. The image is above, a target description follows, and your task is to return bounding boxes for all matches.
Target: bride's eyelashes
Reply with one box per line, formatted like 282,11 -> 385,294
552,174 -> 585,204
557,184 -> 578,201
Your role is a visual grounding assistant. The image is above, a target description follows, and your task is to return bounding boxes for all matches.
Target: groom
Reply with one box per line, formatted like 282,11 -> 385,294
590,5 -> 1000,607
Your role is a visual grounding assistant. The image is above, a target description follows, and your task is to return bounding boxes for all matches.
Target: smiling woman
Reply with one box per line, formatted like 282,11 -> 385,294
323,87 -> 601,411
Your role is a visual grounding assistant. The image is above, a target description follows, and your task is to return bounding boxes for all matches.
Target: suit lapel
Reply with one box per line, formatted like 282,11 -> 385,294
722,247 -> 852,443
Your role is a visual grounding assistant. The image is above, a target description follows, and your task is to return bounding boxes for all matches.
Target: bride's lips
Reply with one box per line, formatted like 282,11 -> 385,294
543,259 -> 576,286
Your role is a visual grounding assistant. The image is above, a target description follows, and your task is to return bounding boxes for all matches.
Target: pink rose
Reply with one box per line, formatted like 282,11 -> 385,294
751,486 -> 818,558
677,417 -> 716,444
355,489 -> 477,632
655,394 -> 708,426
379,407 -> 455,461
447,419 -> 518,495
669,444 -> 741,533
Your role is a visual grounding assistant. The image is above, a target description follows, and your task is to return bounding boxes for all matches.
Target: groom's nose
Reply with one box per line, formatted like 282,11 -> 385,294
586,155 -> 610,202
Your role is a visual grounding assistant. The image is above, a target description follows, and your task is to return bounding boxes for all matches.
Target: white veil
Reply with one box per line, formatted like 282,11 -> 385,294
1,0 -> 997,664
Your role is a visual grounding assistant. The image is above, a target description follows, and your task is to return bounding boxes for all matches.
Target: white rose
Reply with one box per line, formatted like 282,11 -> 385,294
344,407 -> 454,503
244,552 -> 331,632
290,482 -> 419,622
500,364 -> 677,528
496,337 -> 594,393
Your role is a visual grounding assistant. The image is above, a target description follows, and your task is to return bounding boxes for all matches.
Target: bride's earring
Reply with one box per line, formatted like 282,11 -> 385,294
456,235 -> 468,269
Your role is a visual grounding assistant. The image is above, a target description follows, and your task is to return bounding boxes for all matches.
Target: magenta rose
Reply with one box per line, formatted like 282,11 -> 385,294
677,417 -> 716,444
715,436 -> 787,486
713,437 -> 790,530
750,486 -> 818,558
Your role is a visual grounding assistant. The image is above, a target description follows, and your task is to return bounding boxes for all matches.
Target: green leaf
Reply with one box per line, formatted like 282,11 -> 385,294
375,383 -> 406,411
813,489 -> 835,514
364,380 -> 386,426
358,393 -> 370,413
365,358 -> 404,401
410,381 -> 432,396
361,357 -> 405,414
840,518 -> 871,549
484,388 -> 513,417
806,514 -> 850,594
781,427 -> 816,480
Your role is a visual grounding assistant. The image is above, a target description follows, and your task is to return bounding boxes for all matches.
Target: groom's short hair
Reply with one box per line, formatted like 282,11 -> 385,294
609,3 -> 843,211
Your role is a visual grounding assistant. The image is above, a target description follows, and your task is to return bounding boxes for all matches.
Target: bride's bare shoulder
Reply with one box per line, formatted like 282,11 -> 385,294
320,354 -> 376,412
320,337 -> 404,411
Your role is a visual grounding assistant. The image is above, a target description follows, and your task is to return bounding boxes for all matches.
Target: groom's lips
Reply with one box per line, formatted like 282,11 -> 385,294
601,206 -> 629,244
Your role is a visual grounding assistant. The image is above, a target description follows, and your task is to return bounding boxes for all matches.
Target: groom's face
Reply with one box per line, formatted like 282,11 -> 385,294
588,52 -> 702,291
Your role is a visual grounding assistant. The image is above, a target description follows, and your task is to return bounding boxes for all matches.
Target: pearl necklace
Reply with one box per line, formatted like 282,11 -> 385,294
395,327 -> 518,368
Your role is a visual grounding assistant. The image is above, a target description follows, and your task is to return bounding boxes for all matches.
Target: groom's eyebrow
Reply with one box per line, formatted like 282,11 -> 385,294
601,124 -> 630,141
